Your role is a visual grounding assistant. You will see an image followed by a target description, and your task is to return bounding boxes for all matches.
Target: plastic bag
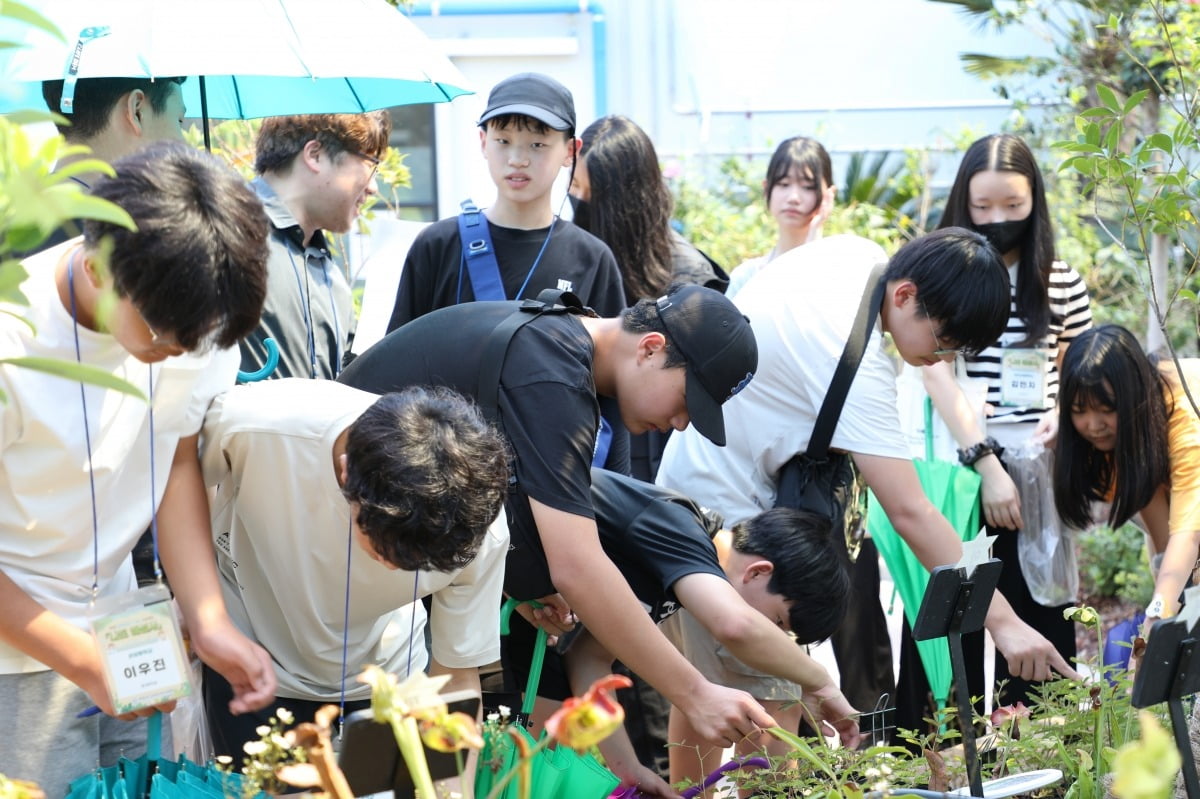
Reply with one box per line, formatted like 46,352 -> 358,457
1007,439 -> 1080,606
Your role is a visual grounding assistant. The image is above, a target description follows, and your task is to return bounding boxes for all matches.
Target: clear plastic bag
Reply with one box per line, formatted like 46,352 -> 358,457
1007,439 -> 1080,606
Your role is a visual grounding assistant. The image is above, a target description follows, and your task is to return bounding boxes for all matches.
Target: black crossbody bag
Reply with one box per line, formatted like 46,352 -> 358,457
773,263 -> 886,557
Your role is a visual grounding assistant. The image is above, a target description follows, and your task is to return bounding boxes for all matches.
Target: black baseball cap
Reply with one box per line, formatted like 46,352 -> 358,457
477,72 -> 576,132
654,285 -> 758,447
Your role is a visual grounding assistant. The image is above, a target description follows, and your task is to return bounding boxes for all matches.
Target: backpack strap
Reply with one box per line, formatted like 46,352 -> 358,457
457,199 -> 506,302
475,290 -> 591,425
805,262 -> 888,459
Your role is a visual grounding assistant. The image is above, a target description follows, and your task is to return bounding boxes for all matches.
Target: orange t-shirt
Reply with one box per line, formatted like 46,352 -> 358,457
1163,359 -> 1200,536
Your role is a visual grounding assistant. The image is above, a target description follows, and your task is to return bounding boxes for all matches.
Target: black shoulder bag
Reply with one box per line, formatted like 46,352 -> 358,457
773,263 -> 887,558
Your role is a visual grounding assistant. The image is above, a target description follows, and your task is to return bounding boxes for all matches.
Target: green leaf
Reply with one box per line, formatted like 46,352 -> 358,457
56,193 -> 136,231
1096,84 -> 1120,113
1,0 -> 65,42
1146,133 -> 1173,154
1,357 -> 146,400
1080,107 -> 1113,119
1123,88 -> 1150,114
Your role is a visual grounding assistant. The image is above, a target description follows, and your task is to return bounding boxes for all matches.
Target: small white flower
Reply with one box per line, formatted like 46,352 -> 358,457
276,708 -> 295,724
271,733 -> 289,749
486,712 -> 500,722
498,704 -> 511,718
215,755 -> 233,766
873,780 -> 889,792
255,725 -> 271,737
243,740 -> 268,756
880,764 -> 893,776
864,767 -> 881,778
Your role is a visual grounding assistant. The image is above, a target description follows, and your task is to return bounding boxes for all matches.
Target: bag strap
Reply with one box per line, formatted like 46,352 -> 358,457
500,597 -> 546,722
457,199 -> 506,302
805,262 -> 887,459
924,395 -> 935,462
474,290 -> 588,425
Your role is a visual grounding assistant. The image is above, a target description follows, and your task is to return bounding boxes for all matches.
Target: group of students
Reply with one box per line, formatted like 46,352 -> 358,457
1,65 -> 1196,799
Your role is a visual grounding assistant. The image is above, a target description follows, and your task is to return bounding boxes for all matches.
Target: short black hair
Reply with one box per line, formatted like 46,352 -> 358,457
883,227 -> 1010,355
621,288 -> 686,369
43,77 -> 186,140
731,508 -> 850,645
481,113 -> 574,139
84,140 -> 269,350
343,386 -> 510,573
1054,325 -> 1170,531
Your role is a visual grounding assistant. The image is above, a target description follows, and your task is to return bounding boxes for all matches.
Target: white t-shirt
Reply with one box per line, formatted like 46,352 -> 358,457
0,240 -> 239,674
725,255 -> 769,300
201,379 -> 508,702
657,234 -> 910,524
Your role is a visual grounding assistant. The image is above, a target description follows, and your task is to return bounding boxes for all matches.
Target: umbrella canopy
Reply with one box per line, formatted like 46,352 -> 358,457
0,0 -> 471,118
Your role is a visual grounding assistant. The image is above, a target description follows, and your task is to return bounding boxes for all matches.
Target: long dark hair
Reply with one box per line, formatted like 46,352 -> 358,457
938,134 -> 1056,345
578,115 -> 674,303
1053,325 -> 1170,529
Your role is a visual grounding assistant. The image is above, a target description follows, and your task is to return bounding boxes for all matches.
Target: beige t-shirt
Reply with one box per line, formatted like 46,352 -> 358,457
202,379 -> 507,701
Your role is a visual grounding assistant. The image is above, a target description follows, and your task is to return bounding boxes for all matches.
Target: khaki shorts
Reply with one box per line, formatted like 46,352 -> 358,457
659,608 -> 804,703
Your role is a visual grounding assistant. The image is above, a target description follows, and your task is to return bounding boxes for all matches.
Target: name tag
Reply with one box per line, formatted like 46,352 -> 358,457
90,583 -> 191,714
999,348 -> 1048,407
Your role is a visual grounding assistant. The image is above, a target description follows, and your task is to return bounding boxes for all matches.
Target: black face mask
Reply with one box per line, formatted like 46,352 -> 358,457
974,216 -> 1031,256
568,194 -> 592,232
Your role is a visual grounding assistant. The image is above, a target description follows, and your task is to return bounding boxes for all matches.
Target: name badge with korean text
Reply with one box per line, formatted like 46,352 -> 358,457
999,348 -> 1049,408
89,582 -> 191,714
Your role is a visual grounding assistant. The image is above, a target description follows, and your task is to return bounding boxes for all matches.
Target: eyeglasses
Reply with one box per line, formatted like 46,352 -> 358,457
927,316 -> 963,358
349,149 -> 381,182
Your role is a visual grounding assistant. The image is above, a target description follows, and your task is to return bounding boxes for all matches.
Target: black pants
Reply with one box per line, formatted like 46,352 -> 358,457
202,664 -> 370,758
893,524 -> 1076,739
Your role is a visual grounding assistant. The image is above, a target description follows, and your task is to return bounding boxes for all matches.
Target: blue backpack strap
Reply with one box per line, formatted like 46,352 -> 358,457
592,417 -> 613,467
457,199 -> 506,302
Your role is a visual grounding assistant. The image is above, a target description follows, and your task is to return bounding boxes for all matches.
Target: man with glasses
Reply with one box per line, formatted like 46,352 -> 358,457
242,112 -> 391,380
657,229 -> 1080,751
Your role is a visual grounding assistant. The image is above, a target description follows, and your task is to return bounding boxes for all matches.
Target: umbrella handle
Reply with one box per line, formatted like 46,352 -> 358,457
679,756 -> 770,799
148,709 -> 163,761
237,337 -> 280,383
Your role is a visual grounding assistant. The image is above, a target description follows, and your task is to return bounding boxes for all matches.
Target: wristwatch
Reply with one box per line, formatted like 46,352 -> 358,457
1145,594 -> 1175,621
957,436 -> 1003,467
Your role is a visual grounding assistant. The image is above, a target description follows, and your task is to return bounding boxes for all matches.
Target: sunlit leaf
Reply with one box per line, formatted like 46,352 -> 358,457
2,0 -> 64,42
1,357 -> 146,399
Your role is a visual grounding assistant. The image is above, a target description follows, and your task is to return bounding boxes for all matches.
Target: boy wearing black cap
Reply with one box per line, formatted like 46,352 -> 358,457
340,283 -> 776,756
385,72 -> 625,330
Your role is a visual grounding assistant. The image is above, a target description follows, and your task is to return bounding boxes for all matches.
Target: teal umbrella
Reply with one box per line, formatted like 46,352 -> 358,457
0,0 -> 471,136
65,712 -> 251,799
867,397 -> 982,714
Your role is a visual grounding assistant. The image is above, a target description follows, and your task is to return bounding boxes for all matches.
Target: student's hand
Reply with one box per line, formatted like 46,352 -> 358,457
191,618 -> 277,714
975,454 -> 1023,531
801,684 -> 862,750
990,617 -> 1080,683
677,682 -> 776,751
613,763 -> 681,798
516,593 -> 578,639
805,185 -> 837,244
1033,409 -> 1059,447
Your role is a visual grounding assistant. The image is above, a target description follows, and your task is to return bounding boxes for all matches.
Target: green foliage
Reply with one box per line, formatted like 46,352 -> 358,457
0,100 -> 144,401
1078,524 -> 1154,606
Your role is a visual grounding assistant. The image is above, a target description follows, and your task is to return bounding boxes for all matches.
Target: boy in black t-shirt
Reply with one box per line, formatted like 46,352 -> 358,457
340,283 -> 775,788
386,72 -> 626,330
574,470 -> 860,795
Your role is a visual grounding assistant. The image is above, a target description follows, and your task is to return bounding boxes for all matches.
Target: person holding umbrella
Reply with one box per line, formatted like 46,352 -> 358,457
241,112 -> 391,381
0,141 -> 276,797
26,76 -> 188,253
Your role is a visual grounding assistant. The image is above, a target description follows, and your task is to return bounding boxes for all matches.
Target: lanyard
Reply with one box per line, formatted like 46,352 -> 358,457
67,249 -> 163,597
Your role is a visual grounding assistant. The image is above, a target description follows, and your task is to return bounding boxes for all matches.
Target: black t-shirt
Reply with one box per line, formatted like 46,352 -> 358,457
386,216 -> 627,332
590,469 -> 727,623
339,301 -> 626,598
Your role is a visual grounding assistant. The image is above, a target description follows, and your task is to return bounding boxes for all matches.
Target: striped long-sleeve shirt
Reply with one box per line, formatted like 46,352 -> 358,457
964,260 -> 1092,424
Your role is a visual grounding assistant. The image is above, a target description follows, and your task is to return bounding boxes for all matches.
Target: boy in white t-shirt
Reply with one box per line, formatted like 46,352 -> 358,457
0,141 -> 275,796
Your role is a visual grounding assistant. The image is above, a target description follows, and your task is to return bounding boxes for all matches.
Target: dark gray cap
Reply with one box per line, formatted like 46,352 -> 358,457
477,72 -> 576,131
